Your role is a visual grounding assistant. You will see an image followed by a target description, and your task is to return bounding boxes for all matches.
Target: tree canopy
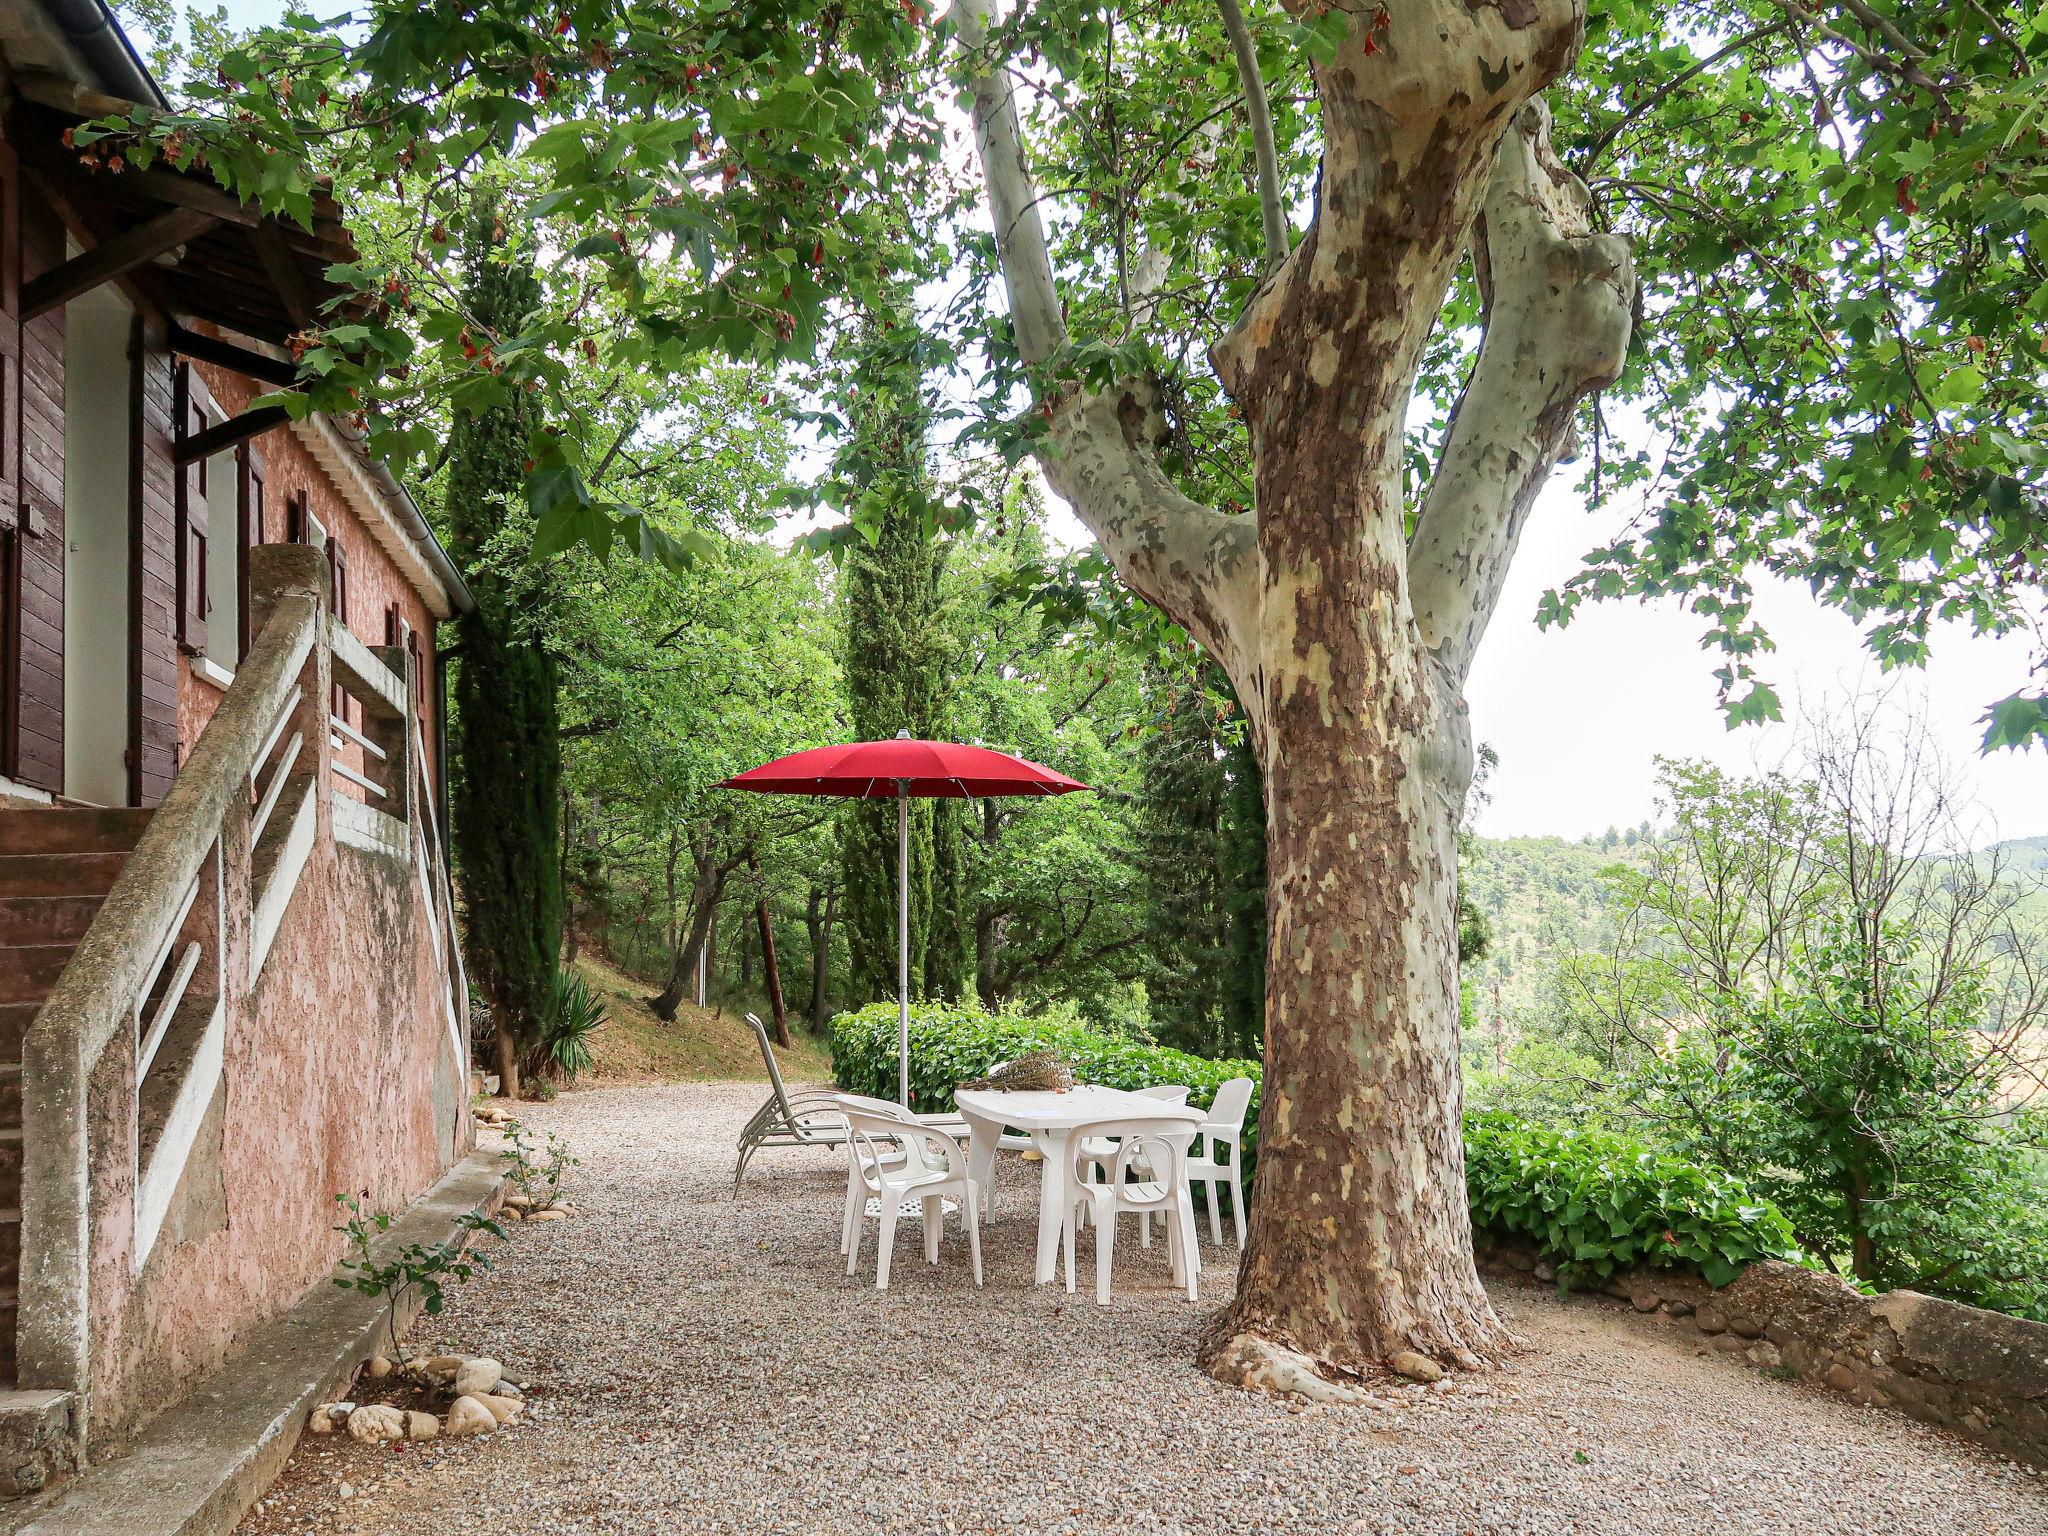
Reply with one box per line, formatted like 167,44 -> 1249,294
95,0 -> 2047,744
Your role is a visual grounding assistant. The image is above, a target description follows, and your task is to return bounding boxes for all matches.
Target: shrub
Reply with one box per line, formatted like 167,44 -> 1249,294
1463,1112 -> 1800,1287
830,1001 -> 1262,1156
833,1004 -> 1803,1289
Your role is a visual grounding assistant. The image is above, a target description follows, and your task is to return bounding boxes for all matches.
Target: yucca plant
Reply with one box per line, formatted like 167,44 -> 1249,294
526,968 -> 607,1083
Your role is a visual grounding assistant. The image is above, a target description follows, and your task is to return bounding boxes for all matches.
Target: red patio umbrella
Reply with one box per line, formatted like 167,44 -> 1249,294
719,732 -> 1088,1104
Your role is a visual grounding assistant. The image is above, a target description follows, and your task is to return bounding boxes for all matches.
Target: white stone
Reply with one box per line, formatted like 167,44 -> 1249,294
306,1402 -> 351,1435
526,1209 -> 568,1223
444,1395 -> 498,1437
476,1393 -> 524,1424
346,1404 -> 407,1443
453,1357 -> 504,1397
365,1356 -> 394,1379
405,1410 -> 440,1440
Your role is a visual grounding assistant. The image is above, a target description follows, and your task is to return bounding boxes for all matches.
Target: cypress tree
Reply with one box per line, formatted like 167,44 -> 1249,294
838,316 -> 967,1004
1138,664 -> 1267,1059
444,209 -> 561,1095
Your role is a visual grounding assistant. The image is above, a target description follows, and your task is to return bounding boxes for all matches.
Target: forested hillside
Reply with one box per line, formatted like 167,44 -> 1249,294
1459,832 -> 1651,1031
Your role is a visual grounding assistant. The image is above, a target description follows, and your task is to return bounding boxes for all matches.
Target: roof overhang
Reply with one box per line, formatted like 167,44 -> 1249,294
0,13 -> 474,619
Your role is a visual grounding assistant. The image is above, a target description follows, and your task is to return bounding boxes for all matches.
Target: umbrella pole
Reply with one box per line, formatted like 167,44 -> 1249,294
897,781 -> 911,1107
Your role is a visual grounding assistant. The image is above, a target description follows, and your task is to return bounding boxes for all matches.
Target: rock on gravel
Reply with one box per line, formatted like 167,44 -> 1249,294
236,1082 -> 2048,1536
344,1405 -> 406,1444
453,1357 -> 504,1397
443,1396 -> 498,1437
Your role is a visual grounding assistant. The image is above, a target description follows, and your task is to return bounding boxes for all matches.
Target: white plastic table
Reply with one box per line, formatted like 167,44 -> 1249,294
953,1085 -> 1204,1285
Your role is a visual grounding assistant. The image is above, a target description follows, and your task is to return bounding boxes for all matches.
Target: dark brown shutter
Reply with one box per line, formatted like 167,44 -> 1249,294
0,139 -> 23,784
235,445 -> 264,660
327,534 -> 347,719
286,486 -> 306,545
173,364 -> 212,653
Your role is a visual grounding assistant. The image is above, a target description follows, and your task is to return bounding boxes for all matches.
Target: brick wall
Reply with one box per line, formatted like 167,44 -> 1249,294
181,362 -> 441,792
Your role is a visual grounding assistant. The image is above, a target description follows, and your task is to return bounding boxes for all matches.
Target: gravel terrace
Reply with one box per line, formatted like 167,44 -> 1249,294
238,1081 -> 2048,1536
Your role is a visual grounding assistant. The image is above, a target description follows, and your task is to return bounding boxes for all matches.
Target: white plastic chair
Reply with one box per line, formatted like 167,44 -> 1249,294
1184,1077 -> 1254,1248
1078,1085 -> 1188,1244
1061,1113 -> 1202,1303
836,1097 -> 983,1290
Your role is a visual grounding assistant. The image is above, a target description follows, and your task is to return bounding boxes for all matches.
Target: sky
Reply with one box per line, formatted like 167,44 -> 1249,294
180,0 -> 2046,848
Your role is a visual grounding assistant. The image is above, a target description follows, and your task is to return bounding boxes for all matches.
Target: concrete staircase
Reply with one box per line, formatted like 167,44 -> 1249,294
0,806 -> 153,1386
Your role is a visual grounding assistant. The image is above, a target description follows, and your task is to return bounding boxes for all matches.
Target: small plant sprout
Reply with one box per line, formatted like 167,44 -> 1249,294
332,1192 -> 506,1363
498,1121 -> 580,1211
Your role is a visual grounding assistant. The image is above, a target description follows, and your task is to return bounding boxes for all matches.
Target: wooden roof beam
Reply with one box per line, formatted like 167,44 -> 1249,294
167,325 -> 304,390
252,223 -> 316,330
20,205 -> 218,320
174,403 -> 293,465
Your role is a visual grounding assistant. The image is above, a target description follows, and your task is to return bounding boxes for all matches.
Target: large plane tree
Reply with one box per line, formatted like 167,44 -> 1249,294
105,0 -> 2048,1396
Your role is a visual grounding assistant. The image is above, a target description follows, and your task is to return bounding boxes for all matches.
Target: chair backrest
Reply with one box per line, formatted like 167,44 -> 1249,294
1068,1114 -> 1201,1208
836,1097 -> 966,1183
1136,1084 -> 1189,1105
746,1012 -> 799,1121
1204,1077 -> 1255,1133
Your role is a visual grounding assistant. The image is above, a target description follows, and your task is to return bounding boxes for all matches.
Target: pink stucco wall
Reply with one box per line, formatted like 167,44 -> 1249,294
90,517 -> 467,1449
84,815 -> 466,1450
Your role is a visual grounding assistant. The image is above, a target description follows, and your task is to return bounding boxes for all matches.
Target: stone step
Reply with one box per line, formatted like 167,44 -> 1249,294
0,894 -> 104,947
0,807 -> 150,856
0,946 -> 73,1006
0,1386 -> 75,1497
0,851 -> 129,899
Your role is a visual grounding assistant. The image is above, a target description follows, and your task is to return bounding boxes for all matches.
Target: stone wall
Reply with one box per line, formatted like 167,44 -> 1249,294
1479,1245 -> 2048,1469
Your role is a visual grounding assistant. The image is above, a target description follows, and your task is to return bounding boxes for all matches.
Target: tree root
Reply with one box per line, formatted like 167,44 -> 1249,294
1201,1331 -> 1385,1406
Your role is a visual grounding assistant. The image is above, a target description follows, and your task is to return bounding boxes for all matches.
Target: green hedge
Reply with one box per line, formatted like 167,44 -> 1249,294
830,1002 -> 1262,1146
1464,1112 -> 1801,1286
831,1004 -> 1800,1288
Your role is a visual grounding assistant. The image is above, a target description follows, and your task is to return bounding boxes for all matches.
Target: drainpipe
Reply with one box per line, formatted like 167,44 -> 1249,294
43,0 -> 168,107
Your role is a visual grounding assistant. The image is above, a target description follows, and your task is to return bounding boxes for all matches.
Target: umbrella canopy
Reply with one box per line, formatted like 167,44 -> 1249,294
719,734 -> 1089,1104
717,737 -> 1088,800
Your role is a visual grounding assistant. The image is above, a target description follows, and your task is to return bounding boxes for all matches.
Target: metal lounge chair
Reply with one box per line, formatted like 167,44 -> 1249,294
732,1013 -> 965,1195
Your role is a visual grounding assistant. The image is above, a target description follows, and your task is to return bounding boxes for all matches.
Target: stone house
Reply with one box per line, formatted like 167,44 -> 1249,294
0,0 -> 474,1489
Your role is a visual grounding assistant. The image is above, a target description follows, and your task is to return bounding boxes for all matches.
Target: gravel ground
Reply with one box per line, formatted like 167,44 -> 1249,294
238,1082 -> 2048,1536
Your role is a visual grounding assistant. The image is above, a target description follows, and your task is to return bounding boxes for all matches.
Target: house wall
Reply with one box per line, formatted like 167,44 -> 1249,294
179,364 -> 440,792
84,819 -> 462,1449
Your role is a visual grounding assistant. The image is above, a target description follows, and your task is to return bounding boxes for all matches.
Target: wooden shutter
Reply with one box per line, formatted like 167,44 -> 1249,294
327,533 -> 347,719
235,444 -> 264,660
285,486 -> 306,546
173,363 -> 212,653
0,140 -> 23,783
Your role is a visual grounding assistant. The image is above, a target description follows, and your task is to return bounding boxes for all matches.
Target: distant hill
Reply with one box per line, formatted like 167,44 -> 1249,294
1460,833 -> 1652,1029
1987,836 -> 2048,876
1460,830 -> 2048,1034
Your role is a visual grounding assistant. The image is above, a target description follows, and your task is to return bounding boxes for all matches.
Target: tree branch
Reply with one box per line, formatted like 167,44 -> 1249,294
1407,99 -> 1636,679
1214,0 -> 1287,274
956,0 -> 1067,367
956,0 -> 1260,708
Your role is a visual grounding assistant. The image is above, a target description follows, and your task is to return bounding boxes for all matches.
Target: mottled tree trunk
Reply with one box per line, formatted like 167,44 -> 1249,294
1202,427 -> 1503,1378
958,0 -> 1633,1392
